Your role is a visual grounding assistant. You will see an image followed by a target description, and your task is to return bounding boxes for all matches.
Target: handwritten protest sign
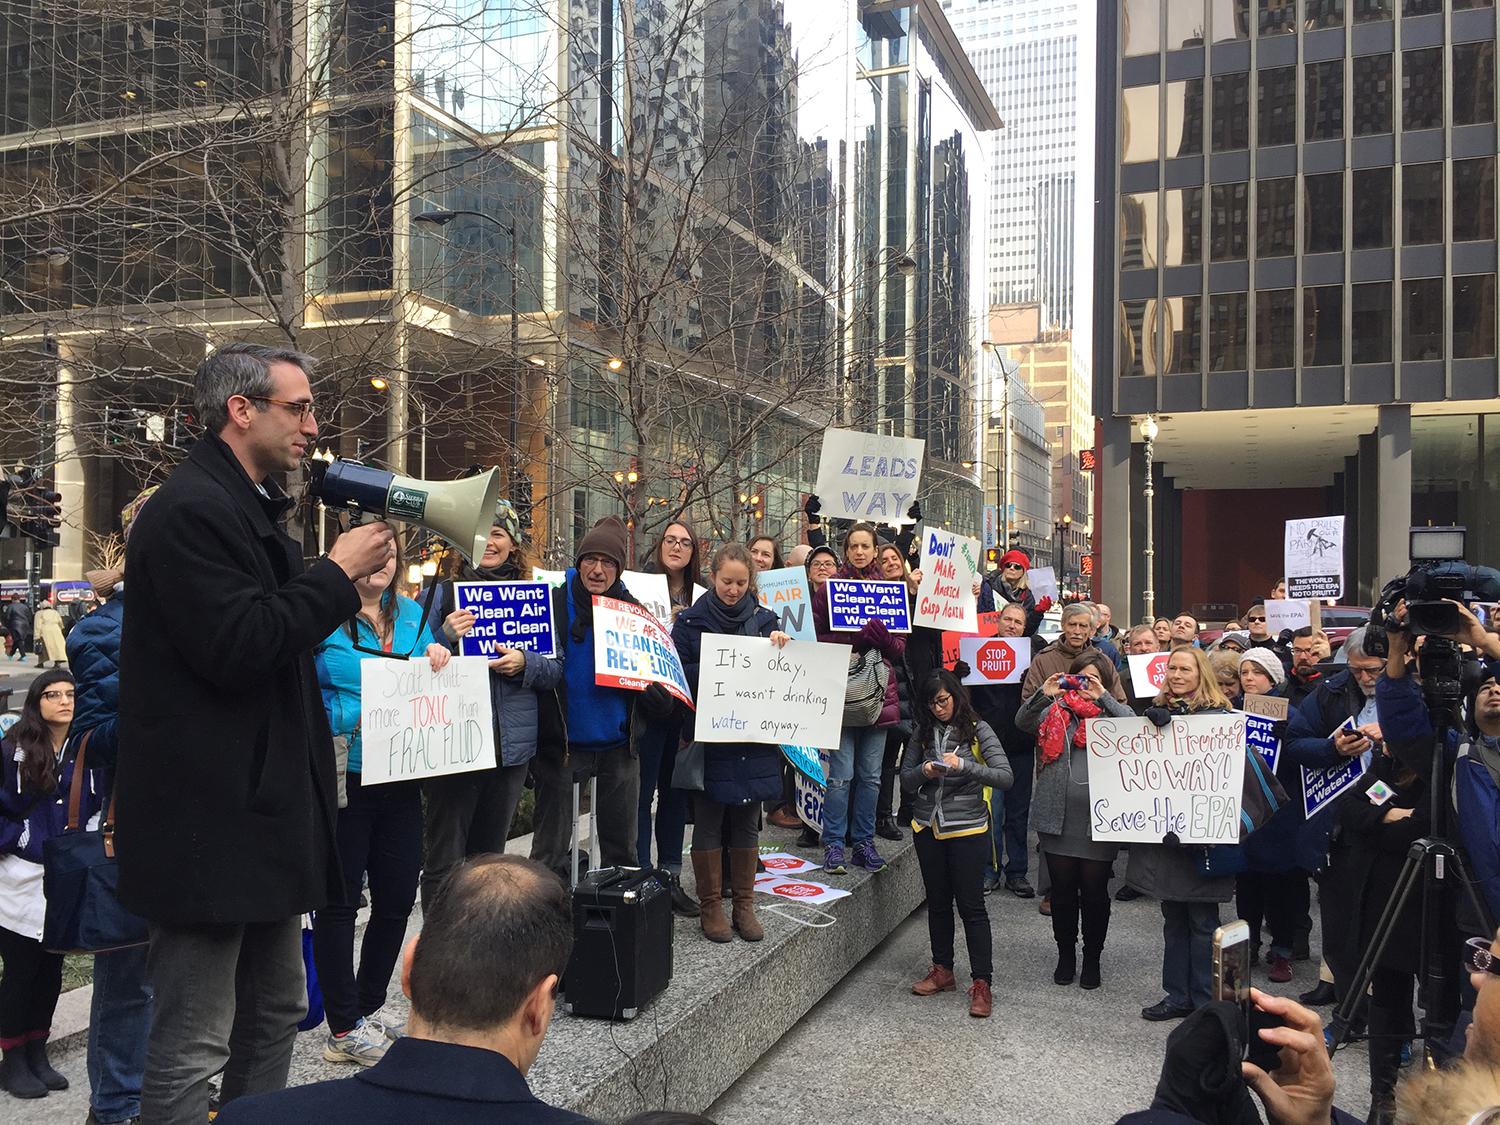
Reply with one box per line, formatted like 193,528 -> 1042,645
814,427 -> 925,523
452,581 -> 555,658
621,570 -> 673,625
957,636 -> 1032,685
1241,711 -> 1282,772
914,528 -> 979,632
1265,599 -> 1312,635
794,751 -> 833,832
592,596 -> 694,707
359,656 -> 496,785
1126,651 -> 1171,699
826,579 -> 911,633
1085,713 -> 1248,844
532,567 -> 567,588
1285,516 -> 1345,600
757,567 -> 816,641
754,872 -> 851,904
695,637 -> 849,750
1027,566 -> 1060,603
942,611 -> 1001,669
1242,693 -> 1289,721
780,743 -> 827,785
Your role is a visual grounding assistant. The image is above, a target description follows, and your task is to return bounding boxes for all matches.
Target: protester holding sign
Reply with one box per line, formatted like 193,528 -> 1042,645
1120,625 -> 1164,716
672,544 -> 791,944
1125,648 -> 1237,1022
420,502 -> 568,913
873,541 -> 919,841
900,667 -> 1013,1018
1016,652 -> 1133,990
812,524 -> 904,875
313,543 -> 458,1065
977,549 -> 1049,635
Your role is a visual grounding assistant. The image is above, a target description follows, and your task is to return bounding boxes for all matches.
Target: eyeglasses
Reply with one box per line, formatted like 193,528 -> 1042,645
1466,936 -> 1500,978
931,694 -> 954,707
662,536 -> 693,549
244,395 -> 316,421
41,689 -> 75,702
810,559 -> 837,569
1003,562 -> 1024,570
1246,615 -> 1266,623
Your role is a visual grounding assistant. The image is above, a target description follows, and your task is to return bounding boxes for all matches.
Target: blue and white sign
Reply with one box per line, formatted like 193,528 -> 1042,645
780,744 -> 827,786
1303,759 -> 1364,817
794,751 -> 834,833
452,581 -> 556,658
756,566 -> 817,641
813,427 -> 925,523
826,579 -> 912,634
1242,712 -> 1281,773
982,505 -> 998,551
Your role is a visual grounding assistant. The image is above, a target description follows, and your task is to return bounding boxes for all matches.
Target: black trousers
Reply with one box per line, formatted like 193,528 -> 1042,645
1368,968 -> 1415,1102
0,924 -> 63,1047
913,829 -> 992,983
313,773 -> 423,1034
691,797 -> 759,851
420,762 -> 529,911
1045,852 -> 1113,957
877,728 -> 906,821
1236,870 -> 1308,958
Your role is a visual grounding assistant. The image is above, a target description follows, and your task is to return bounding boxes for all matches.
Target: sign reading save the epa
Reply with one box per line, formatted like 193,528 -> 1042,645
452,581 -> 556,658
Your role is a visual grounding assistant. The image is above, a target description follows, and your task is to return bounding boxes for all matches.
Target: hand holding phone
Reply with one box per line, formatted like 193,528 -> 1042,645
1240,989 -> 1337,1125
1213,920 -> 1253,1055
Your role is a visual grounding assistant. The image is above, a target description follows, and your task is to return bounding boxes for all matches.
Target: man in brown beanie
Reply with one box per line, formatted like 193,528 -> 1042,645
529,517 -> 674,880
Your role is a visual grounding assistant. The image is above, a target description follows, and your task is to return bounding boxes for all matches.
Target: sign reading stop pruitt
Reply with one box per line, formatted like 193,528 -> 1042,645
957,635 -> 1032,685
1126,651 -> 1171,699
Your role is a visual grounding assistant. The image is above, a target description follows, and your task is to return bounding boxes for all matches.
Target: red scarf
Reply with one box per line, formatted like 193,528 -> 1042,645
1036,691 -> 1103,767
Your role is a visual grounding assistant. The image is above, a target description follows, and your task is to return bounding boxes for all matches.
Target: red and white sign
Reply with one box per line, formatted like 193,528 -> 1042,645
592,596 -> 695,708
757,851 -> 821,876
941,611 -> 1001,670
1126,652 -> 1171,699
957,636 -> 1031,685
753,873 -> 851,904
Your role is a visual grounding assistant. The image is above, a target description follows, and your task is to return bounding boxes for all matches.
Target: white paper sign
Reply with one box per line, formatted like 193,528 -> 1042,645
1285,516 -> 1345,600
1085,713 -> 1248,844
359,656 -> 496,785
814,427 -> 925,523
957,636 -> 1032,685
753,872 -> 852,904
592,596 -> 694,707
1126,651 -> 1172,699
914,528 -> 980,632
532,567 -> 567,588
1027,566 -> 1060,603
1264,598 -> 1312,635
621,570 -> 673,625
758,852 -> 821,876
694,637 -> 850,751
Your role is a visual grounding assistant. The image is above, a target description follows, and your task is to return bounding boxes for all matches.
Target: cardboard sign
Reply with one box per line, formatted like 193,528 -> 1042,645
826,579 -> 911,633
1264,599 -> 1312,635
757,567 -> 817,641
1027,566 -> 1060,603
1085,713 -> 1248,844
1241,693 -> 1290,721
621,570 -> 673,625
452,581 -> 556,658
695,637 -> 849,751
1285,516 -> 1345,600
813,427 -> 925,523
914,528 -> 980,632
780,743 -> 828,785
1126,651 -> 1171,699
942,611 -> 1001,669
591,596 -> 694,708
359,656 -> 496,785
1241,711 -> 1282,773
794,751 -> 833,832
753,872 -> 851,904
957,636 -> 1032,685
759,851 -> 821,876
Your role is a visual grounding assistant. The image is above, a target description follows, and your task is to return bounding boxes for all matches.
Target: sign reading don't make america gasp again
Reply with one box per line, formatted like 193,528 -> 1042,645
359,656 -> 496,785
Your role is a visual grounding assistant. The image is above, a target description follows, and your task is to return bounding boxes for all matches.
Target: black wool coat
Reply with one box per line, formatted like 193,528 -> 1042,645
116,433 -> 360,925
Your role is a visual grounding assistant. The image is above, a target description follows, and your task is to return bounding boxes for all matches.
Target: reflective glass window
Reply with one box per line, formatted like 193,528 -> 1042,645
1404,278 -> 1444,360
1257,67 -> 1296,148
1123,85 -> 1161,164
1353,0 -> 1394,18
1352,283 -> 1393,363
1256,177 -> 1297,258
1164,187 -> 1206,265
1453,158 -> 1497,242
1454,275 -> 1497,358
1121,193 -> 1159,268
1210,0 -> 1253,41
1352,55 -> 1393,136
1302,286 -> 1344,366
1304,172 -> 1344,253
1453,0 -> 1496,9
1454,43 -> 1496,128
1168,2 -> 1209,49
1403,0 -> 1441,13
1120,299 -> 1155,376
1306,0 -> 1345,26
1124,0 -> 1161,55
1403,48 -> 1443,131
1403,163 -> 1444,245
1166,80 -> 1207,157
1212,73 -> 1250,151
1305,61 -> 1344,142
1209,292 -> 1248,369
1256,289 -> 1297,368
1352,167 -> 1393,249
1166,295 -> 1204,373
1259,0 -> 1296,34
1211,182 -> 1250,260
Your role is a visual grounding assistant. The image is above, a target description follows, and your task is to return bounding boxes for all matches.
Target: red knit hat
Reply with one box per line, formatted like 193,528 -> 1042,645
999,549 -> 1031,569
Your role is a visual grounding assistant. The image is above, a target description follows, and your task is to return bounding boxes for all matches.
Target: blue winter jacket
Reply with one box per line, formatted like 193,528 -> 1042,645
65,598 -> 124,767
1277,669 -> 1370,873
1,735 -> 106,864
562,570 -> 634,754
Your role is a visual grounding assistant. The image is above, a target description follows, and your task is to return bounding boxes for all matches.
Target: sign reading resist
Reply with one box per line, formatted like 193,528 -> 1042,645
359,656 -> 496,785
826,579 -> 912,633
452,581 -> 556,658
694,637 -> 849,751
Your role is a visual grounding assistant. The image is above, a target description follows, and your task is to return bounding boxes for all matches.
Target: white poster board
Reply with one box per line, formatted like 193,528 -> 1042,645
693,637 -> 849,751
914,527 -> 980,632
814,427 -> 925,524
1027,566 -> 1060,603
359,656 -> 496,785
1085,713 -> 1248,844
1126,651 -> 1172,699
1284,516 -> 1345,600
753,872 -> 851,904
957,636 -> 1033,685
1264,598 -> 1312,635
621,570 -> 674,625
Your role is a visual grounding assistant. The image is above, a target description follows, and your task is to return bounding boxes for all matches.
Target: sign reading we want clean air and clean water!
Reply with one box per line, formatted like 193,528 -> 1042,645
826,579 -> 911,633
452,581 -> 556,658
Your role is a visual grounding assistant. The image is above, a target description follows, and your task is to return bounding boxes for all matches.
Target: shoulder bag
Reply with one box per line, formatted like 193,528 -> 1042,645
843,649 -> 889,727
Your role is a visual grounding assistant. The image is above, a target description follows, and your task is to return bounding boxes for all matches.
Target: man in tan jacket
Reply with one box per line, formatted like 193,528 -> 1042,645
1020,602 -> 1127,702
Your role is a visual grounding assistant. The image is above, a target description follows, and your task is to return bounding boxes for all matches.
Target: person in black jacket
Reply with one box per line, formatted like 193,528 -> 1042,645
977,549 -> 1051,634
117,342 -> 397,1125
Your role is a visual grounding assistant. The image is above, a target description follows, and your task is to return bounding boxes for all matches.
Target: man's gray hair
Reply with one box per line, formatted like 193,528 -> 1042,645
1061,602 -> 1093,624
1127,623 -> 1156,644
194,342 -> 315,435
1343,625 -> 1370,661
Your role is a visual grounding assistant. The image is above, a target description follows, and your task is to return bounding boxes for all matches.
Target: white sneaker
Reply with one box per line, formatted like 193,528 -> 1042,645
365,1005 -> 405,1040
322,1018 -> 390,1066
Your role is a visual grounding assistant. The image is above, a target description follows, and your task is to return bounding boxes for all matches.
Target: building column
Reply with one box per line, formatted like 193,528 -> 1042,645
50,344 -> 86,582
1098,415 -> 1133,622
1374,404 -> 1412,595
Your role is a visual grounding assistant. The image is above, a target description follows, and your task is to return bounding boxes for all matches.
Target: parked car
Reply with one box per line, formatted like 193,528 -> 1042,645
1199,605 -> 1370,653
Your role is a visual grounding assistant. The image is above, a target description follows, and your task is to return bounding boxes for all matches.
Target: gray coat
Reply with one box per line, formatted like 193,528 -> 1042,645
1016,688 -> 1135,837
900,720 -> 1013,837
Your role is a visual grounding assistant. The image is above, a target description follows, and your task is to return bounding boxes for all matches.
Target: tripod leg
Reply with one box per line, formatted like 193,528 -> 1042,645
1330,846 -> 1425,1054
571,780 -> 581,891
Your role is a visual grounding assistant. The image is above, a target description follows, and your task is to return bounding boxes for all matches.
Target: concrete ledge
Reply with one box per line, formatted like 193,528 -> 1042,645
529,827 -> 924,1120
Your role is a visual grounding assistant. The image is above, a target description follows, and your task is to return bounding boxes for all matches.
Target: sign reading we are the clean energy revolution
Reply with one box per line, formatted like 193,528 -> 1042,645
452,581 -> 556,658
826,579 -> 911,633
813,427 -> 925,523
694,636 -> 849,751
913,527 -> 980,632
592,596 -> 694,708
359,656 -> 496,785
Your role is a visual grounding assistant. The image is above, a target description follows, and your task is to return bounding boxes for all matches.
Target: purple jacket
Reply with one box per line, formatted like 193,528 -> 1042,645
1,736 -> 106,864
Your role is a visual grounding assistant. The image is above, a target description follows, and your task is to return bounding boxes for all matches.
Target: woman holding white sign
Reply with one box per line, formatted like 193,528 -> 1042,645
312,541 -> 457,1065
1126,648 -> 1237,1023
671,544 -> 790,944
1016,651 -> 1135,991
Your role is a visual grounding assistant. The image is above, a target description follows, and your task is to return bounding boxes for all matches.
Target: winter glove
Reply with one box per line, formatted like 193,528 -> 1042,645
1271,720 -> 1289,743
1035,596 -> 1054,614
952,660 -> 971,679
639,681 -> 675,718
804,494 -> 822,522
907,501 -> 922,522
1144,706 -> 1173,728
859,616 -> 892,653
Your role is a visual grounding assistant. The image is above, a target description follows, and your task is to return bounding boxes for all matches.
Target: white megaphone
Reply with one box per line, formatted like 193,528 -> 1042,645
309,459 -> 504,566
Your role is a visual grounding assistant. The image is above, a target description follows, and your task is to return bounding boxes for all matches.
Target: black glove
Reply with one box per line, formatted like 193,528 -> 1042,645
1270,720 -> 1288,742
804,494 -> 822,521
1144,706 -> 1173,728
952,660 -> 971,679
639,682 -> 674,717
907,501 -> 922,522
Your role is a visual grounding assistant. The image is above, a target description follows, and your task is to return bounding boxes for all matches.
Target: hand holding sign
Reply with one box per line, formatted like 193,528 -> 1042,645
814,427 -> 925,523
827,579 -> 911,633
696,637 -> 850,750
914,528 -> 979,632
360,656 -> 497,785
1126,651 -> 1172,699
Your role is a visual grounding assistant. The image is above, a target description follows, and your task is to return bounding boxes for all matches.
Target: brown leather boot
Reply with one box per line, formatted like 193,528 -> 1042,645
691,850 -> 731,943
968,979 -> 993,1018
728,848 -> 765,941
912,964 -> 957,995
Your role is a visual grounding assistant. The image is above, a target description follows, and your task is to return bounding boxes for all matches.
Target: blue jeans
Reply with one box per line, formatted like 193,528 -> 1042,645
88,943 -> 154,1122
1161,900 -> 1221,1009
986,749 -> 1034,880
636,715 -> 687,871
822,726 -> 884,848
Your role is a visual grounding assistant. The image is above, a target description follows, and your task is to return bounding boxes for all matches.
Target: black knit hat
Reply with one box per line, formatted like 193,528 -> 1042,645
576,516 -> 629,571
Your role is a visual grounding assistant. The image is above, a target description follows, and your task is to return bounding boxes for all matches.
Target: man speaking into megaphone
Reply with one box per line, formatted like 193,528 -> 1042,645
116,342 -> 398,1123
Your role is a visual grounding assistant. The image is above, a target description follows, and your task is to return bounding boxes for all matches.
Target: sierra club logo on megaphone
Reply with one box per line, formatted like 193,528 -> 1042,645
388,485 -> 428,521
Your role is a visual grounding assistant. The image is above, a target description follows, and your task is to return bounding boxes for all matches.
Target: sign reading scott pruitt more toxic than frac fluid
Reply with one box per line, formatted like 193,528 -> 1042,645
813,427 -> 925,523
914,528 -> 980,632
452,581 -> 556,658
826,579 -> 911,633
695,636 -> 850,751
359,656 -> 496,785
591,595 -> 694,708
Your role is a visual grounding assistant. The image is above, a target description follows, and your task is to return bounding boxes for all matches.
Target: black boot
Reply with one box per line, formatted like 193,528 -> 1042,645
1080,895 -> 1110,990
23,1039 -> 66,1091
1051,896 -> 1079,984
0,1048 -> 46,1099
1366,1004 -> 1405,1125
664,870 -> 700,917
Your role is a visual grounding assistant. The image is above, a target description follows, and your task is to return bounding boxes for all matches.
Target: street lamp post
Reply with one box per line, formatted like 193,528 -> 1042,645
1139,414 -> 1159,622
1054,514 -> 1072,592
